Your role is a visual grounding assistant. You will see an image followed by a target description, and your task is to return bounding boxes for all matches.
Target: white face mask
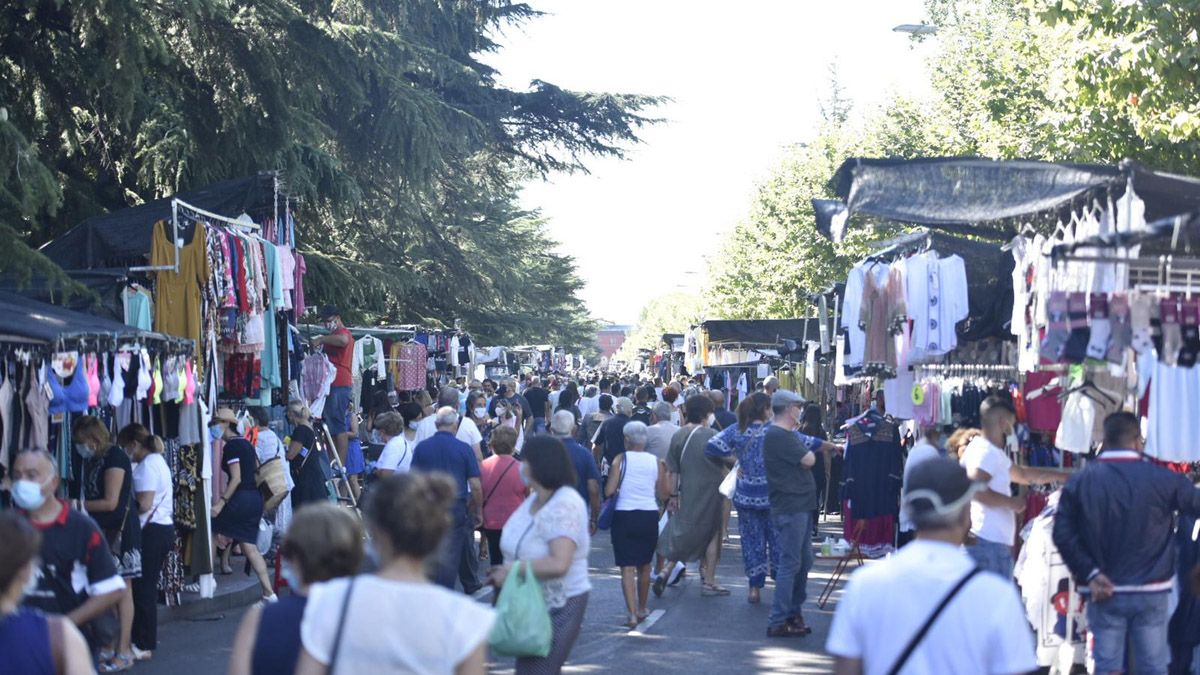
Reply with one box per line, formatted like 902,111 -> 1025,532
473,407 -> 488,418
11,478 -> 48,511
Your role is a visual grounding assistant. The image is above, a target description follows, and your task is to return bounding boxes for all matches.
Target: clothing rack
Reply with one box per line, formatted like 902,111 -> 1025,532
910,363 -> 1019,375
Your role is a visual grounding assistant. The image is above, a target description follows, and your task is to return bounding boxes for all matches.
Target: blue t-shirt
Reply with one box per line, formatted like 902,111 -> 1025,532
563,438 -> 601,503
411,431 -> 481,499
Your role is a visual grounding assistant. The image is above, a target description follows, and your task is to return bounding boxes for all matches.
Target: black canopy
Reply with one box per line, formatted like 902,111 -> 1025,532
41,173 -> 279,270
0,291 -> 154,344
814,157 -> 1200,242
703,318 -> 833,346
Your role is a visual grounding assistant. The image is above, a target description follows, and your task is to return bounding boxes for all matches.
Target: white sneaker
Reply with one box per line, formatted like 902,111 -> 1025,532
131,646 -> 153,662
258,593 -> 279,607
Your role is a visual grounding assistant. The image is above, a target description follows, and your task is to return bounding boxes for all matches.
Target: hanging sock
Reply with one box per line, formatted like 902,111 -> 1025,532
1061,293 -> 1092,363
1085,293 -> 1112,361
1130,293 -> 1155,355
1161,298 -> 1182,366
1178,299 -> 1200,368
1040,292 -> 1071,362
1106,293 -> 1131,364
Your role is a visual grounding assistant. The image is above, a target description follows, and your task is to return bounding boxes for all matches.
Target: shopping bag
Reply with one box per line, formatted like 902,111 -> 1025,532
718,462 -> 738,500
256,457 -> 289,511
489,562 -> 552,657
596,455 -> 626,531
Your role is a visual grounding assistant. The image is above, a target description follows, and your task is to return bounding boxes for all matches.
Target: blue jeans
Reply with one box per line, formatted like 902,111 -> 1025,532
1087,592 -> 1170,675
966,539 -> 1014,578
769,511 -> 814,627
432,502 -> 472,590
533,417 -> 547,433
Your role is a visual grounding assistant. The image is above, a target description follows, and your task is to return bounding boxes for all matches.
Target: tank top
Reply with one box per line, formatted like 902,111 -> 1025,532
616,451 -> 659,511
0,607 -> 54,675
251,595 -> 306,675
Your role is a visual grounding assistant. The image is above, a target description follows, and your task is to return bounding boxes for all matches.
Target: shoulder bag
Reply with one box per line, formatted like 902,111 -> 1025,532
482,458 -> 518,510
327,576 -> 357,672
596,455 -> 627,531
886,567 -> 982,675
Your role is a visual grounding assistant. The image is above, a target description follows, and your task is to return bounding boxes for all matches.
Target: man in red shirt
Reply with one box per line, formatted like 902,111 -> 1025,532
311,305 -> 359,499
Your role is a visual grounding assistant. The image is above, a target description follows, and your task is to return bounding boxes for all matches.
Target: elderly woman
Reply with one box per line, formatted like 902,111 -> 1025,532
479,426 -> 526,565
605,421 -> 661,628
229,503 -> 364,675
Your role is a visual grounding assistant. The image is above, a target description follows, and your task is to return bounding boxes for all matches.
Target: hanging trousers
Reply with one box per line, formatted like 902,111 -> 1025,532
132,523 -> 174,651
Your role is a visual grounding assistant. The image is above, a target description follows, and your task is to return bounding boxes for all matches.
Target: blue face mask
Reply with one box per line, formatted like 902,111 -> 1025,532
11,479 -> 47,511
280,560 -> 303,590
74,443 -> 94,459
209,425 -> 224,441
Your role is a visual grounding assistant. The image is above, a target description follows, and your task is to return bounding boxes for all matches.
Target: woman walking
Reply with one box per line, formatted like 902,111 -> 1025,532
75,414 -> 141,672
654,395 -> 727,597
228,503 -> 364,675
704,392 -> 777,604
489,435 -> 591,673
605,421 -> 661,628
210,407 -> 276,602
118,424 -> 174,663
296,473 -> 494,674
480,426 -> 526,566
286,400 -> 330,509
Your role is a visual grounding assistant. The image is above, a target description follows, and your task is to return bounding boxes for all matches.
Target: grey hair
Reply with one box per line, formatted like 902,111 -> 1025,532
550,410 -> 576,436
437,387 -> 460,408
623,421 -> 649,447
434,406 -> 460,430
652,402 -> 674,421
614,397 -> 635,416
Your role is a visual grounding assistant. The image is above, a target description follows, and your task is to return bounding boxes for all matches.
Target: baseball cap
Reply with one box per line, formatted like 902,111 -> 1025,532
319,305 -> 340,319
903,458 -> 984,519
770,389 -> 805,409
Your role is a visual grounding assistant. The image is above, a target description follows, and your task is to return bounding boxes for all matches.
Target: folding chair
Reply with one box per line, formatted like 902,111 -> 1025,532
817,519 -> 866,609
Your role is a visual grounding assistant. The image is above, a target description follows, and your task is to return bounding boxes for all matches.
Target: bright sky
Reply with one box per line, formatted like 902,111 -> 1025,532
487,0 -> 931,324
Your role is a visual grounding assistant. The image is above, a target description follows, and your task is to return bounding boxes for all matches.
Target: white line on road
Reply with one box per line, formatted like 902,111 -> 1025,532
629,609 -> 665,636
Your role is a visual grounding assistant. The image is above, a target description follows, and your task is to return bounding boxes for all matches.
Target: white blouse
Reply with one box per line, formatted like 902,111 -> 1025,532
500,488 -> 592,609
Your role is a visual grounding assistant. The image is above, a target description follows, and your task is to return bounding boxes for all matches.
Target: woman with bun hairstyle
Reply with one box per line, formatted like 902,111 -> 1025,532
296,473 -> 494,675
116,423 -> 174,662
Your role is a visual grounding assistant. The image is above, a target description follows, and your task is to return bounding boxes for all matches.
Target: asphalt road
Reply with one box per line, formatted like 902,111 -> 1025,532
141,516 -> 844,674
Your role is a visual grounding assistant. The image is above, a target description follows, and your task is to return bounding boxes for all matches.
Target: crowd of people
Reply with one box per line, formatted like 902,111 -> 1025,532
11,362 -> 1200,674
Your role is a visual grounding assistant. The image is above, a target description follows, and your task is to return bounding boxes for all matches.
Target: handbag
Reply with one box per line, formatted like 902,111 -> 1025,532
886,568 -> 982,675
482,458 -> 518,511
256,456 -> 289,511
718,462 -> 739,500
596,455 -> 627,531
488,562 -> 553,657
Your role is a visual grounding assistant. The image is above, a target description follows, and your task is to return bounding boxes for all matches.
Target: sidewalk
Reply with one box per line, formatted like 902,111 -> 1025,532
159,568 -> 266,623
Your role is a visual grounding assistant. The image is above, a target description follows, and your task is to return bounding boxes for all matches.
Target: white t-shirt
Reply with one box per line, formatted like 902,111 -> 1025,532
302,575 -> 494,675
826,540 -> 1036,675
133,453 -> 174,527
899,441 -> 942,533
414,415 -> 482,449
500,488 -> 592,609
377,435 -> 415,474
961,436 -> 1015,545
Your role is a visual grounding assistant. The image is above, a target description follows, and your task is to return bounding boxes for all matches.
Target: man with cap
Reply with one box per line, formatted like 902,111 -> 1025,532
762,389 -> 842,638
310,305 -> 358,499
827,458 -> 1037,674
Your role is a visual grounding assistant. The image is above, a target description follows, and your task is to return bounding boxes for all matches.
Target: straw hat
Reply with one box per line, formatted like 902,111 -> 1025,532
211,407 -> 239,426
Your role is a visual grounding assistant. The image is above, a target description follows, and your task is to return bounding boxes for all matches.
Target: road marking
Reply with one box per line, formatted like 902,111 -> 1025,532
629,609 -> 665,636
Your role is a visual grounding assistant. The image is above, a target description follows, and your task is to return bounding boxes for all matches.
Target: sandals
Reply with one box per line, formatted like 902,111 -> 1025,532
99,653 -> 134,672
748,587 -> 761,604
701,584 -> 731,597
651,574 -> 667,598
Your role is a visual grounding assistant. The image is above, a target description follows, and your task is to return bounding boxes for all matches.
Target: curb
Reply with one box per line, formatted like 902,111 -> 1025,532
160,583 -> 263,623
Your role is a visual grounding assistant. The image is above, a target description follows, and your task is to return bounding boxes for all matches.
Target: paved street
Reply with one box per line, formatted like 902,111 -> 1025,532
142,516 -> 845,674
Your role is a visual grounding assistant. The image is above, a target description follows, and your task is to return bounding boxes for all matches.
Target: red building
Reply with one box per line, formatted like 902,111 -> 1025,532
596,325 -> 630,359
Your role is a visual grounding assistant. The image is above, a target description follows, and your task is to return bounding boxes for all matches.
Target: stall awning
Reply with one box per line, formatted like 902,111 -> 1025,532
702,318 -> 832,346
0,292 -> 173,344
814,157 -> 1200,242
41,173 -> 279,270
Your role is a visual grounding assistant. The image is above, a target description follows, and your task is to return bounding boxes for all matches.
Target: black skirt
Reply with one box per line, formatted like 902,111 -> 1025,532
611,509 -> 659,567
213,489 -> 264,545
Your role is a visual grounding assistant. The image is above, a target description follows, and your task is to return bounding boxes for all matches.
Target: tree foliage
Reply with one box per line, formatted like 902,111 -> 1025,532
617,292 -> 706,363
0,0 -> 661,351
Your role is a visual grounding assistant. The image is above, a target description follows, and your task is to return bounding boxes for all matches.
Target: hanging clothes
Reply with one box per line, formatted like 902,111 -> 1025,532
151,220 -> 210,377
840,411 -> 903,520
907,252 -> 970,362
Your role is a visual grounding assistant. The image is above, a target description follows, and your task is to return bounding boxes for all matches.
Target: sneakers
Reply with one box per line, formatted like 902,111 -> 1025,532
668,562 -> 687,586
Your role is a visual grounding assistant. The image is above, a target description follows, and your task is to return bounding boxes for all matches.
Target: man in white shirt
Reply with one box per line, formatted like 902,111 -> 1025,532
961,396 -> 1072,577
897,426 -> 943,547
827,458 -> 1038,675
415,387 -> 483,463
578,385 -> 600,418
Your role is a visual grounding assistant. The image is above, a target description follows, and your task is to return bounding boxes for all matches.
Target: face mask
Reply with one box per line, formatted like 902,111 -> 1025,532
209,425 -> 224,441
407,420 -> 419,430
280,560 -> 303,590
474,407 -> 488,418
12,479 -> 47,511
496,406 -> 508,417
74,443 -> 94,459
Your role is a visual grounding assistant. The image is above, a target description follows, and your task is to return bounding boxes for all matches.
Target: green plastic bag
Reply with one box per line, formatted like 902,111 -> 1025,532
489,562 -> 553,657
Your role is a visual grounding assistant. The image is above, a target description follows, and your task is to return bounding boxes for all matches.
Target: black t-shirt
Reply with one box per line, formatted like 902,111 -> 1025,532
82,446 -> 135,532
24,504 -> 121,615
222,438 -> 260,491
524,387 -> 550,419
288,425 -> 328,507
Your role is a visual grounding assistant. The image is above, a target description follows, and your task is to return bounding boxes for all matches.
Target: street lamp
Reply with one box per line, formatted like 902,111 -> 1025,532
893,23 -> 938,36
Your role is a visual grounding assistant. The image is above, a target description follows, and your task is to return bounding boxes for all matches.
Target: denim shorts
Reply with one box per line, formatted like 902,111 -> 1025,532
325,386 -> 352,436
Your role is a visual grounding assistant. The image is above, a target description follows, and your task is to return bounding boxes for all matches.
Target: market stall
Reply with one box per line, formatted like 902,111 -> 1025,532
0,291 -> 215,603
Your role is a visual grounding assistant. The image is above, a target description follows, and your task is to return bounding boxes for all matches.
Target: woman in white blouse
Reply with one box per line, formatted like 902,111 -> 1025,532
373,406 -> 419,476
488,435 -> 591,674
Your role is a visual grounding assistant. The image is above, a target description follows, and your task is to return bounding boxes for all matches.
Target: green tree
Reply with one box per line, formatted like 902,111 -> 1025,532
617,292 -> 707,362
0,0 -> 660,347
